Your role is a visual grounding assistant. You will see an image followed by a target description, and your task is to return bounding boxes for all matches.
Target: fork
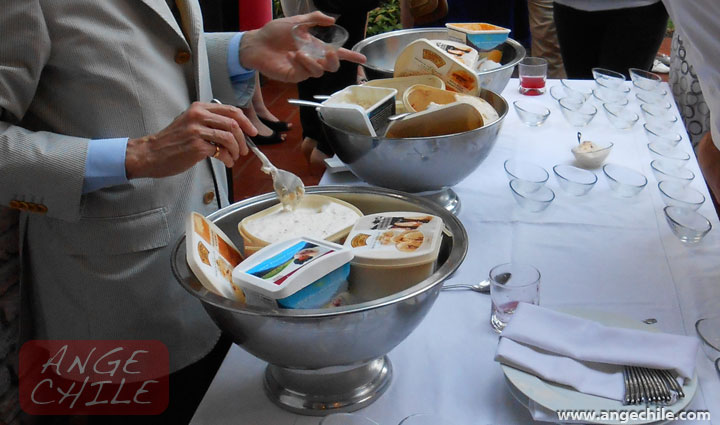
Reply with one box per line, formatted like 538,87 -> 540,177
623,366 -> 684,405
211,99 -> 305,210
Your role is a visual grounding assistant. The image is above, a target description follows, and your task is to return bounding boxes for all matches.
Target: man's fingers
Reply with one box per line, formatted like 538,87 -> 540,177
337,48 -> 366,65
295,11 -> 336,27
290,51 -> 326,79
206,103 -> 257,137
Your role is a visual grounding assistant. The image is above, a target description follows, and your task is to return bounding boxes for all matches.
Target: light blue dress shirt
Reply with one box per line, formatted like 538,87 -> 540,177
83,32 -> 255,193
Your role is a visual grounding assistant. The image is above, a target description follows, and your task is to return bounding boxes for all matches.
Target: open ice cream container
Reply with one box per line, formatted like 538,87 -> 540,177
446,22 -> 510,52
319,85 -> 397,136
186,212 -> 246,302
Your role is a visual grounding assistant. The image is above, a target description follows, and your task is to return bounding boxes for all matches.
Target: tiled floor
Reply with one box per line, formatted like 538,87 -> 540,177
234,38 -> 674,201
231,78 -> 320,202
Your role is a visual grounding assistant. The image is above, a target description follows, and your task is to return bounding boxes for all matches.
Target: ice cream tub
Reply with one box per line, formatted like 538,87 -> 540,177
394,38 -> 480,95
364,75 -> 445,113
186,212 -> 246,302
344,212 -> 444,300
232,237 -> 353,309
402,84 -> 501,125
320,85 -> 397,136
238,195 -> 363,255
384,101 -> 484,138
446,22 -> 510,52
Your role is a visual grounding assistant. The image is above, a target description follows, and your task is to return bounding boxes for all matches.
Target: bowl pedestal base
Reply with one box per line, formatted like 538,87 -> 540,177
263,356 -> 393,415
416,188 -> 461,215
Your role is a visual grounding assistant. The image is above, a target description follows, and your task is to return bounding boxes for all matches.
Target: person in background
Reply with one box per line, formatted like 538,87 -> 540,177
527,0 -> 565,79
552,0 -> 668,79
662,0 -> 720,209
281,0 -> 382,175
400,0 -> 532,51
669,31 -> 711,150
202,0 -> 290,145
0,1 -> 363,423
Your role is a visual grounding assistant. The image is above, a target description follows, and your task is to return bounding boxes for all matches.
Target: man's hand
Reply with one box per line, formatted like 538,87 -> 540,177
239,11 -> 367,83
125,102 -> 255,179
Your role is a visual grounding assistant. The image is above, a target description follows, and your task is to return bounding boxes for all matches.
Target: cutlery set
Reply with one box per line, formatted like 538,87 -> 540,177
622,366 -> 684,405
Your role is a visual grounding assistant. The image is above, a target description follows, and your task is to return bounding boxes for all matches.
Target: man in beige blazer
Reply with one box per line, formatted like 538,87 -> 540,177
0,0 -> 363,421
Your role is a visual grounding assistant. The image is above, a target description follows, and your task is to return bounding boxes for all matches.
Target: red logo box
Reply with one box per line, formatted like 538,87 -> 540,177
19,340 -> 168,415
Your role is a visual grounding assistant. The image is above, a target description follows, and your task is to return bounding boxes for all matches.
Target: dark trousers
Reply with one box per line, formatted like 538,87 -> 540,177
297,1 -> 380,156
553,1 -> 668,79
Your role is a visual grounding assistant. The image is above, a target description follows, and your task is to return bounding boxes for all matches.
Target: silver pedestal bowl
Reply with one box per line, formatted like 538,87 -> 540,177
171,186 -> 468,415
353,28 -> 526,94
320,88 -> 508,214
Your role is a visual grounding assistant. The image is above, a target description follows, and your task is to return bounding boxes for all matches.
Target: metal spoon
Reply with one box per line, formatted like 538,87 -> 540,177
211,99 -> 305,210
441,272 -> 512,294
577,131 -> 582,144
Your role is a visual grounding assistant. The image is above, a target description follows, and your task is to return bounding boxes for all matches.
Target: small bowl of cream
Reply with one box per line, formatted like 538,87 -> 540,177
572,139 -> 613,169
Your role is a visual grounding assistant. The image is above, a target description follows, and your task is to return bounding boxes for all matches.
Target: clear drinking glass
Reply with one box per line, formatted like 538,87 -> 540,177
489,263 -> 540,333
695,316 -> 720,375
518,57 -> 548,96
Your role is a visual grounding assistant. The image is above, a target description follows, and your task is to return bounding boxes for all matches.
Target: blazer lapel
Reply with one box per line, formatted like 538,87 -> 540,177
139,0 -> 187,42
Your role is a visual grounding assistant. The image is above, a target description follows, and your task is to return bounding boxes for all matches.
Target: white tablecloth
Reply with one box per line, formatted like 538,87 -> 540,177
191,79 -> 720,425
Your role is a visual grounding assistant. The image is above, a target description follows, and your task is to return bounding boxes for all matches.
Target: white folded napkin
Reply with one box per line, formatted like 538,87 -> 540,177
495,303 -> 699,401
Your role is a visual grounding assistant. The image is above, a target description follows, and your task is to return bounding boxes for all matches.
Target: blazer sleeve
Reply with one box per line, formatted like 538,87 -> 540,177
204,32 -> 256,107
0,0 -> 89,222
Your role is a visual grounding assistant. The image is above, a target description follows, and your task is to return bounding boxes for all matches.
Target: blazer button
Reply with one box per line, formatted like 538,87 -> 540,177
175,50 -> 192,64
203,191 -> 215,205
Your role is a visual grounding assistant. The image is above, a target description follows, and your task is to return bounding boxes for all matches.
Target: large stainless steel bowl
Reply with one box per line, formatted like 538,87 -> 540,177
172,186 -> 467,415
320,88 -> 508,213
353,28 -> 526,94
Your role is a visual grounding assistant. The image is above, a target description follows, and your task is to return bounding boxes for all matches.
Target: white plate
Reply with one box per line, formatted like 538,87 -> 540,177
501,309 -> 698,425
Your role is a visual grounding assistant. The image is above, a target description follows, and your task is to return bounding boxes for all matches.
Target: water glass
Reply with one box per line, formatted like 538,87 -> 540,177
518,57 -> 548,96
489,263 -> 540,333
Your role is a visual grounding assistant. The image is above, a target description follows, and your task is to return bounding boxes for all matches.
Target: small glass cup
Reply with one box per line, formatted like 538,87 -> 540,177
553,164 -> 598,196
635,89 -> 669,105
560,79 -> 592,102
603,103 -> 639,130
647,143 -> 690,169
509,179 -> 555,212
658,181 -> 705,210
321,413 -> 380,425
643,123 -> 682,148
592,67 -> 626,89
559,98 -> 597,127
603,163 -> 648,197
664,206 -> 712,244
292,24 -> 349,59
641,103 -> 678,129
518,57 -> 548,96
489,263 -> 541,333
513,100 -> 550,126
629,68 -> 662,91
399,413 -> 457,425
650,160 -> 695,186
503,159 -> 549,192
593,86 -> 631,105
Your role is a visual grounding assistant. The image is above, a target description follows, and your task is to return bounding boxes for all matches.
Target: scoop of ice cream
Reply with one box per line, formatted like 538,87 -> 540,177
574,141 -> 600,153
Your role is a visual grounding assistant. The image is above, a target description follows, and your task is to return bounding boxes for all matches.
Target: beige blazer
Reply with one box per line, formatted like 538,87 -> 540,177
0,0 -> 248,372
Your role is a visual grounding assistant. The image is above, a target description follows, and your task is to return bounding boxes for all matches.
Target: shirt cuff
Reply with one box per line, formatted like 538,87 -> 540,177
228,32 -> 256,82
83,138 -> 129,194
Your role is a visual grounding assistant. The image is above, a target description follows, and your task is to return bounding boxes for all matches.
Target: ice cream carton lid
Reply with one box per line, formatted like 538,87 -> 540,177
394,38 -> 480,95
445,23 -> 510,51
232,237 -> 353,300
186,212 -> 246,302
344,212 -> 444,267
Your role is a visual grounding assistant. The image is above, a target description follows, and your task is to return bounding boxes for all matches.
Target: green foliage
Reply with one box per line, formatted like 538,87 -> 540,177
271,0 -> 402,36
367,0 -> 402,37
